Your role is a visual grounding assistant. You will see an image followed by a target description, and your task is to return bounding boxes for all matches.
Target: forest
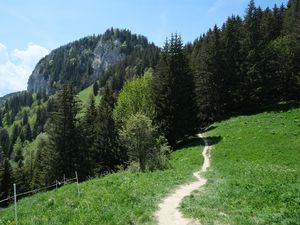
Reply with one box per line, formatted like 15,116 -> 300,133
0,0 -> 299,205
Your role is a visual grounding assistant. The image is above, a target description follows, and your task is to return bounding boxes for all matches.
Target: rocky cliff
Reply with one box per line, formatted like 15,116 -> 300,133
27,28 -> 160,94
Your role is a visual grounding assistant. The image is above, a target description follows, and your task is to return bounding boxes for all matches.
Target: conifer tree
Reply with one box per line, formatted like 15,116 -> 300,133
10,124 -> 20,155
0,158 -> 13,206
46,84 -> 81,180
22,111 -> 29,125
31,133 -> 56,188
192,26 -> 225,125
93,84 -> 122,172
222,16 -> 245,112
81,94 -> 97,176
0,111 -> 3,128
0,129 -> 10,158
152,34 -> 197,147
93,82 -> 99,96
14,160 -> 29,194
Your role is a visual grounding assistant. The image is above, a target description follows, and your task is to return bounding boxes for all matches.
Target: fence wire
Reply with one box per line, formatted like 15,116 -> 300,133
0,173 -> 78,205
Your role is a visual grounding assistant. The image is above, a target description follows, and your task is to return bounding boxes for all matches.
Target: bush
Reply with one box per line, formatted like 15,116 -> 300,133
120,113 -> 169,171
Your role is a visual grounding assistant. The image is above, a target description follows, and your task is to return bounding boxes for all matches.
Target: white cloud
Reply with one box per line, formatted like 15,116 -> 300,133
0,43 -> 49,96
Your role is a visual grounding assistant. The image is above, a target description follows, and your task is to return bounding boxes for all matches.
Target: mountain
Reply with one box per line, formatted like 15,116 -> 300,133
0,92 -> 21,108
27,28 -> 159,94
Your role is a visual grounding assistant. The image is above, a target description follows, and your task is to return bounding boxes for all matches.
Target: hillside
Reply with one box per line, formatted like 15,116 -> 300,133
0,92 -> 21,108
27,28 -> 159,95
1,104 -> 299,224
0,141 -> 203,225
181,103 -> 300,225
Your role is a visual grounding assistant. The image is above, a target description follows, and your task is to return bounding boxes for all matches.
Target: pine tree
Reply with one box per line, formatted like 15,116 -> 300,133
31,133 -> 56,188
0,158 -> 13,206
10,124 -> 20,156
0,110 -> 3,128
92,84 -> 122,173
192,26 -> 225,125
32,106 -> 47,139
152,34 -> 197,147
93,82 -> 99,96
283,0 -> 300,99
14,160 -> 29,194
222,16 -> 245,112
241,0 -> 266,108
46,84 -> 81,180
0,129 -> 10,158
22,111 -> 29,125
81,95 -> 97,176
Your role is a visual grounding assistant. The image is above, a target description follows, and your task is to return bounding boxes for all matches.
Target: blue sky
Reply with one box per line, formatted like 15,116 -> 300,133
0,0 -> 287,96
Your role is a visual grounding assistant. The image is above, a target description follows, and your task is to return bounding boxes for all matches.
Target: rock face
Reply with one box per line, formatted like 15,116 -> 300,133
27,33 -> 124,94
92,38 -> 124,77
27,63 -> 52,94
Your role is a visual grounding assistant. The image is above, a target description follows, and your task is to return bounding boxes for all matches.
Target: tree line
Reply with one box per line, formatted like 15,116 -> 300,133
191,0 -> 300,125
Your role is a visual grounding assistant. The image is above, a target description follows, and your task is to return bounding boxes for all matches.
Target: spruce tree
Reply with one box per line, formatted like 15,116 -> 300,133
93,82 -> 99,96
10,124 -> 20,156
152,34 -> 197,147
0,158 -> 13,206
284,0 -> 300,99
46,84 -> 81,180
192,26 -> 225,125
222,16 -> 245,112
81,94 -> 97,176
31,134 -> 56,188
22,111 -> 29,126
14,160 -> 29,194
0,129 -> 10,158
92,84 -> 122,173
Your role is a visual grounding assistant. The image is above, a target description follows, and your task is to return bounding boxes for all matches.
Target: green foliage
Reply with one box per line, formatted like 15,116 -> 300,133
0,158 -> 13,206
113,69 -> 155,127
28,28 -> 160,95
120,113 -> 166,171
152,34 -> 197,147
92,82 -> 99,96
190,0 -> 300,125
181,104 -> 300,224
12,138 -> 23,162
28,35 -> 99,94
0,129 -> 10,157
45,84 -> 82,181
92,85 -> 122,173
14,160 -> 30,195
98,29 -> 160,91
0,141 -> 203,224
31,133 -> 54,189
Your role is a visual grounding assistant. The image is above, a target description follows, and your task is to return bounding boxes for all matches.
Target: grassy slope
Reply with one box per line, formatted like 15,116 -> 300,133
181,104 -> 300,225
0,140 -> 203,225
78,85 -> 100,107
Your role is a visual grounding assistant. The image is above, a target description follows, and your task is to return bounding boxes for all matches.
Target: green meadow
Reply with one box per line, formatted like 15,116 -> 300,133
0,141 -> 203,225
181,104 -> 300,225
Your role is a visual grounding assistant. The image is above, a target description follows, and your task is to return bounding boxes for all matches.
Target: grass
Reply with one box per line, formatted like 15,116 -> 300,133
0,139 -> 203,225
78,84 -> 100,107
181,104 -> 300,225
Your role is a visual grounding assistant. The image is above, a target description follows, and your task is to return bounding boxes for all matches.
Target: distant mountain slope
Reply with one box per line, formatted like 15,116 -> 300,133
27,28 -> 159,95
0,92 -> 21,108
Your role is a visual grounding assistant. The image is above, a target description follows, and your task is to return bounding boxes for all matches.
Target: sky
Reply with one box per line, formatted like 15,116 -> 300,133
0,0 -> 287,97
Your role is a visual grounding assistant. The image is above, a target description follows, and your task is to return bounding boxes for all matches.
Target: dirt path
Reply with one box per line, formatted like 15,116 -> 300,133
155,134 -> 211,225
